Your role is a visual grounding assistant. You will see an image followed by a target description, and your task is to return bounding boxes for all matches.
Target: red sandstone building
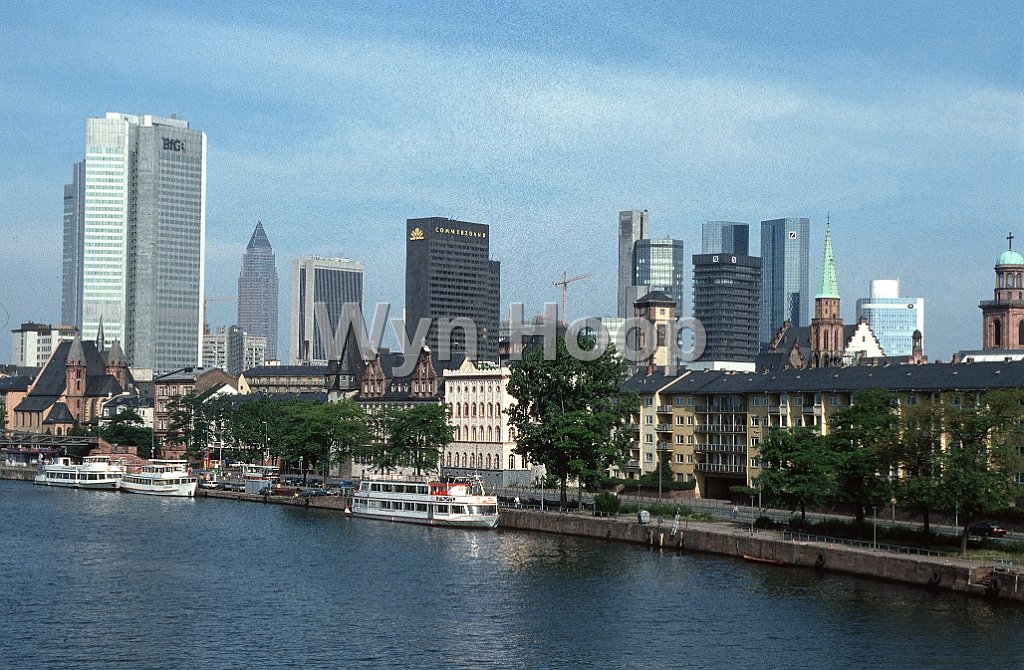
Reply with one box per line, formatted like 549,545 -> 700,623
980,235 -> 1024,351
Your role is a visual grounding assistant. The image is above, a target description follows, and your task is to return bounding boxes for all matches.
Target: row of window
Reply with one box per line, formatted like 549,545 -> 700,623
457,425 -> 502,442
451,401 -> 502,418
445,452 -> 527,470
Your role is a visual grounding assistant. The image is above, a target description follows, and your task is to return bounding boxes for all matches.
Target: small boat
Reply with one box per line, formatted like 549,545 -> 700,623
34,455 -> 124,489
351,474 -> 499,528
743,554 -> 788,566
119,460 -> 197,497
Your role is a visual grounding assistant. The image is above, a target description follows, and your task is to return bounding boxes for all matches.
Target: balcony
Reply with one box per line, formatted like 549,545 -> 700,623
766,404 -> 781,413
627,460 -> 640,469
624,423 -> 640,431
656,423 -> 673,432
694,424 -> 747,434
656,405 -> 673,414
694,443 -> 746,454
694,462 -> 747,474
656,442 -> 674,451
695,405 -> 747,413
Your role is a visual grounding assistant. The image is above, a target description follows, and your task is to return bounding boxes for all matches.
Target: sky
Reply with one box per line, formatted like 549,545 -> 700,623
1,0 -> 1021,363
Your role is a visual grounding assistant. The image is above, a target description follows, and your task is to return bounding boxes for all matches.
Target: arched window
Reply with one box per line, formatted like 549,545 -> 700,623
487,403 -> 493,418
823,330 -> 829,349
487,426 -> 493,441
462,452 -> 467,467
478,453 -> 483,469
509,454 -> 515,469
455,403 -> 461,417
478,402 -> 484,417
521,456 -> 527,469
470,453 -> 475,468
485,454 -> 491,469
1000,273 -> 1005,288
472,426 -> 477,441
446,452 -> 451,467
1018,320 -> 1024,346
464,402 -> 469,417
471,403 -> 476,417
496,427 -> 501,442
1017,273 -> 1022,288
463,426 -> 468,441
994,319 -> 1003,347
494,453 -> 500,469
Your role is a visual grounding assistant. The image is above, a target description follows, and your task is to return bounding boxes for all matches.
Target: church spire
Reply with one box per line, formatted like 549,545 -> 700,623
95,316 -> 105,352
816,221 -> 840,299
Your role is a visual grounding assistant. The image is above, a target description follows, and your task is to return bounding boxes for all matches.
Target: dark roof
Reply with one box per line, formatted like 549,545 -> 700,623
634,291 -> 676,307
85,375 -> 123,396
14,395 -> 61,413
0,375 -> 34,392
44,403 -> 75,424
29,339 -> 121,398
104,395 -> 154,410
244,365 -> 326,378
622,369 -> 680,393
156,367 -> 227,383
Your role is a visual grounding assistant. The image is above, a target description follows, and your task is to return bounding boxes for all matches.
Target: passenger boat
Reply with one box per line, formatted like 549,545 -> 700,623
351,474 -> 499,528
33,455 -> 124,489
119,460 -> 198,497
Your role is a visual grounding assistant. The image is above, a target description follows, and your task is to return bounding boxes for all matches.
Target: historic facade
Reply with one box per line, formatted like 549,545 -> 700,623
980,234 -> 1024,351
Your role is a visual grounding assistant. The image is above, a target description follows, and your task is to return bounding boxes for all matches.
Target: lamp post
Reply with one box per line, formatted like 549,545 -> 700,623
872,506 -> 878,550
262,421 -> 268,466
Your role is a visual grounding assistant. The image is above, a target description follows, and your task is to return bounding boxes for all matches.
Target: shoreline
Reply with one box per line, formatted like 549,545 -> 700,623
5,466 -> 1021,603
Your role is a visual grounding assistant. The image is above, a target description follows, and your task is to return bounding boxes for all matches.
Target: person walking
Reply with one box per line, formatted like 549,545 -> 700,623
732,504 -> 739,520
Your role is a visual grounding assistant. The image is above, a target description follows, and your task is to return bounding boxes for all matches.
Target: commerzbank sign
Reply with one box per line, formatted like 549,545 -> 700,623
409,226 -> 487,240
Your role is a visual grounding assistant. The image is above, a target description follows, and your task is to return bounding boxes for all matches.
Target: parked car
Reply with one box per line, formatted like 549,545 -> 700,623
299,488 -> 327,497
215,481 -> 234,491
199,480 -> 218,490
969,522 -> 1007,538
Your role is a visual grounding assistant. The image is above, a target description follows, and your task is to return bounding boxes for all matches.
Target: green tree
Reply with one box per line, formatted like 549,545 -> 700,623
388,403 -> 455,475
225,396 -> 291,463
943,389 -> 1024,557
892,400 -> 945,545
755,426 -> 833,523
101,409 -> 155,459
278,400 -> 373,480
828,389 -> 900,538
506,333 -> 638,508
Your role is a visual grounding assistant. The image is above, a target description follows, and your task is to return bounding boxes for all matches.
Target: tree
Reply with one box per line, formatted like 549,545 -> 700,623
506,332 -> 638,508
943,389 -> 1024,557
388,403 -> 455,475
101,409 -> 155,459
828,389 -> 900,538
892,400 -> 945,545
225,396 -> 291,463
755,426 -> 833,523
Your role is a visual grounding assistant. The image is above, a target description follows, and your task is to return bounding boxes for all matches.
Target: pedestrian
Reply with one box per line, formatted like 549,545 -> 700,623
732,504 -> 739,520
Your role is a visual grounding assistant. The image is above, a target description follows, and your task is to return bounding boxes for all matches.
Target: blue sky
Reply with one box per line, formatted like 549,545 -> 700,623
1,0 -> 1021,362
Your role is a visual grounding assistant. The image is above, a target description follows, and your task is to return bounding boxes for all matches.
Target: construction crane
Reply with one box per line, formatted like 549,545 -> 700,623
552,272 -> 591,325
203,295 -> 237,334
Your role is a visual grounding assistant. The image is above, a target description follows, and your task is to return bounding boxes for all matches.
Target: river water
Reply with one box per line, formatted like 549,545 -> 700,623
1,479 -> 1021,669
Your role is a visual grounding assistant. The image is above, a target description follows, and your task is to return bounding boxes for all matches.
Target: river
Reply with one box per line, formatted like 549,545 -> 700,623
0,480 -> 1021,669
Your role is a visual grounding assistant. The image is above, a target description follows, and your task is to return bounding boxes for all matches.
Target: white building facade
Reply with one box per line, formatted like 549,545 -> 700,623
10,323 -> 79,367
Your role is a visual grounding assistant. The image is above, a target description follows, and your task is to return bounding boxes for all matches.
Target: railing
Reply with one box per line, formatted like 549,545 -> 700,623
766,405 -> 781,412
694,405 -> 747,413
802,405 -> 816,413
656,442 -> 674,451
656,424 -> 673,432
694,444 -> 746,453
694,462 -> 746,473
782,531 -> 959,559
656,406 -> 673,413
695,424 -> 747,433
626,460 -> 640,469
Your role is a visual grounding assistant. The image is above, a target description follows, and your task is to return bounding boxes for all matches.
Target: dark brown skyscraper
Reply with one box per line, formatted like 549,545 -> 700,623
238,221 -> 279,361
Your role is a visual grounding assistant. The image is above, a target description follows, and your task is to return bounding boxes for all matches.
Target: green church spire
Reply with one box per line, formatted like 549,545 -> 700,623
816,223 -> 839,299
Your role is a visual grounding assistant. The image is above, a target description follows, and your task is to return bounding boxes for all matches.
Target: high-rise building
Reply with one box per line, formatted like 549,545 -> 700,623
290,256 -> 364,365
693,252 -> 762,362
702,221 -> 749,256
633,238 -> 686,317
617,210 -> 649,318
62,161 -> 85,329
10,323 -> 79,367
237,221 -> 279,360
760,217 -> 810,348
203,326 -> 266,375
406,217 -> 501,362
62,113 -> 207,374
855,280 -> 924,357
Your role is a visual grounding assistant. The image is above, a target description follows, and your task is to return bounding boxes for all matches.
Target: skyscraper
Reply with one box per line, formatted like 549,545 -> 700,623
760,217 -> 810,349
290,256 -> 364,364
406,217 -> 501,362
702,221 -> 749,256
62,161 -> 85,329
62,113 -> 207,374
617,210 -> 649,318
693,252 -> 762,362
856,280 -> 924,357
633,238 -> 686,316
237,221 -> 279,360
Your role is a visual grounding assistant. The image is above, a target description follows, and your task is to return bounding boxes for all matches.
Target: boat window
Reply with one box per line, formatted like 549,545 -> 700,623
451,505 -> 465,514
383,484 -> 393,492
416,503 -> 428,511
434,505 -> 449,514
404,502 -> 415,511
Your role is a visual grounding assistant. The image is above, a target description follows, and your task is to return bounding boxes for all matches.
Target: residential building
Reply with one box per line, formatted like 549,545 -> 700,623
62,113 -> 207,373
442,359 -> 538,488
405,217 -> 501,362
702,221 -> 749,256
237,221 -> 279,361
153,367 -> 238,458
290,256 -> 364,365
241,365 -> 327,395
633,238 -> 686,316
760,217 -> 810,349
62,161 -> 85,329
856,280 -> 924,357
692,253 -> 762,362
980,235 -> 1024,350
11,323 -> 79,367
617,210 -> 650,318
99,395 -> 154,429
203,326 -> 267,375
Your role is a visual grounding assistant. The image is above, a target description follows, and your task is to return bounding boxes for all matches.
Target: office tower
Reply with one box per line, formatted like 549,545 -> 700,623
10,323 -> 79,367
203,326 -> 266,375
406,217 -> 501,362
62,161 -> 85,329
702,221 -> 749,256
633,238 -> 686,317
238,221 -> 279,360
693,253 -> 762,362
618,210 -> 649,318
65,113 -> 206,374
856,280 -> 924,357
290,256 -> 364,364
760,217 -> 810,348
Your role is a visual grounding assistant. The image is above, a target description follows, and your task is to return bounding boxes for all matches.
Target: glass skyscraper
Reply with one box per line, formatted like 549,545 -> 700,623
633,238 -> 686,316
290,256 -> 364,364
617,210 -> 649,318
62,113 -> 207,373
856,280 -> 924,357
238,221 -> 279,361
62,161 -> 85,329
760,217 -> 810,348
702,221 -> 749,256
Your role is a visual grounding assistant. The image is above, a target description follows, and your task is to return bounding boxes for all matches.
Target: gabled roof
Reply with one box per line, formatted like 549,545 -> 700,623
29,339 -> 121,398
44,402 -> 75,425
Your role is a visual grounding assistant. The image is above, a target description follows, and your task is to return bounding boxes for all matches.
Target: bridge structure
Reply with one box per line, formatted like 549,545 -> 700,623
0,429 -> 97,450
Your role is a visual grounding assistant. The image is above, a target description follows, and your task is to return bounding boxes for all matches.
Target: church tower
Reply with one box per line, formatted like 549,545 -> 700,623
981,233 -> 1024,350
810,224 -> 844,367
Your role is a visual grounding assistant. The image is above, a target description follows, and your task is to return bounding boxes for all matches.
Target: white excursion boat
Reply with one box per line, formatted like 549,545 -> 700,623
119,460 -> 198,497
34,455 -> 124,490
351,474 -> 499,528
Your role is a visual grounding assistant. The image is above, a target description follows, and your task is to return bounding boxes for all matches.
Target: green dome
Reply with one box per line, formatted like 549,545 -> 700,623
998,249 -> 1024,266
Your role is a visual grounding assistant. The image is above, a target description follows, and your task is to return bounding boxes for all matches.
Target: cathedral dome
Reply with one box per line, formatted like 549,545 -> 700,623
997,249 -> 1024,266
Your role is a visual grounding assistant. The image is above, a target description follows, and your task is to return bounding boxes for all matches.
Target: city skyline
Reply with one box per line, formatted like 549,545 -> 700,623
1,2 -> 1020,363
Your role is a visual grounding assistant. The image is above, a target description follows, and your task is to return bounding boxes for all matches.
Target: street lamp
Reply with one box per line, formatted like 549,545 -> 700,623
262,421 -> 268,466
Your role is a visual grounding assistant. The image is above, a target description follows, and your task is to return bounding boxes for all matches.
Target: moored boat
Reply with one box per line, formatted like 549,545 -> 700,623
351,474 -> 499,528
33,455 -> 124,489
119,460 -> 197,497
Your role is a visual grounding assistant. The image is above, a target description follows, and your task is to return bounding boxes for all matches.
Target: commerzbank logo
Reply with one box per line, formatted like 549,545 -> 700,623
409,227 -> 424,241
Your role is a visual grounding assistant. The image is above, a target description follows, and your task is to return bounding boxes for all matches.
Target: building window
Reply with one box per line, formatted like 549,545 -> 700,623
687,435 -> 694,444
676,454 -> 685,463
676,416 -> 685,425
750,458 -> 759,468
509,454 -> 515,469
781,416 -> 787,427
645,434 -> 653,443
687,416 -> 694,425
687,397 -> 693,406
906,395 -> 917,406
751,396 -> 760,406
687,454 -> 693,463
645,415 -> 653,424
829,395 -> 839,406
645,397 -> 653,406
751,417 -> 759,427
751,438 -> 760,447
676,434 -> 685,443
676,397 -> 686,406
645,453 -> 653,462
794,396 -> 803,407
